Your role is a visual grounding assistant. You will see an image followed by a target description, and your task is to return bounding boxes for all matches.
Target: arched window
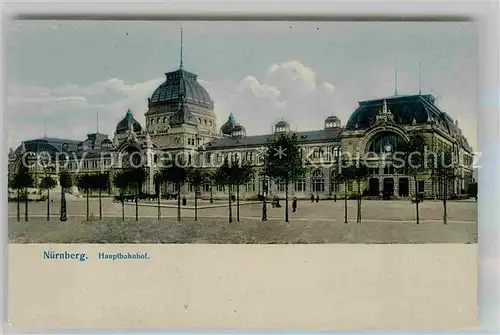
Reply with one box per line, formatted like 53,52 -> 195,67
332,146 -> 341,158
311,169 -> 325,192
367,132 -> 406,154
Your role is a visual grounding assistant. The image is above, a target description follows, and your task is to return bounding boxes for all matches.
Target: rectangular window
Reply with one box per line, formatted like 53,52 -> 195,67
294,178 -> 305,192
204,183 -> 211,192
245,179 -> 255,192
277,179 -> 286,192
330,181 -> 339,192
418,181 -> 425,193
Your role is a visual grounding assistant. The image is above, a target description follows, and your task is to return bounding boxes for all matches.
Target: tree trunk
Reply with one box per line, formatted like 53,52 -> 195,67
135,183 -> 139,222
157,185 -> 161,221
17,189 -> 20,222
121,191 -> 125,221
414,177 -> 420,225
262,194 -> 267,221
334,182 -> 337,202
60,187 -> 67,222
344,181 -> 348,224
24,187 -> 28,222
99,188 -> 102,221
236,185 -> 240,222
210,182 -> 213,204
177,184 -> 181,221
443,177 -> 448,225
86,188 -> 89,221
357,180 -> 361,223
228,185 -> 233,223
285,182 -> 289,222
195,188 -> 198,221
46,189 -> 50,221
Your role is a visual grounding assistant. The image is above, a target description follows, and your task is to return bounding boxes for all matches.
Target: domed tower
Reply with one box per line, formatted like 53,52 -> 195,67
325,115 -> 341,129
274,120 -> 290,133
116,109 -> 142,135
220,113 -> 237,137
144,29 -> 217,146
114,109 -> 143,143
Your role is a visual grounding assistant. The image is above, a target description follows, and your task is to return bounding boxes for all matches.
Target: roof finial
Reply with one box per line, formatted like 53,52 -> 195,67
180,27 -> 184,69
44,116 -> 47,138
394,56 -> 398,96
96,112 -> 99,133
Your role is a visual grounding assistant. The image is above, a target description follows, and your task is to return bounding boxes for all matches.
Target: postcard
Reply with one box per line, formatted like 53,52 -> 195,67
6,19 -> 478,330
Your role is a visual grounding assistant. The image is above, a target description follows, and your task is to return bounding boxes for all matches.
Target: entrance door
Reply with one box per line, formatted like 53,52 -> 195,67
383,178 -> 394,196
398,178 -> 409,197
368,178 -> 379,196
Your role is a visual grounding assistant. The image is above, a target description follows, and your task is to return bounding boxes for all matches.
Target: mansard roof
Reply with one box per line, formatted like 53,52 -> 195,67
204,127 -> 342,150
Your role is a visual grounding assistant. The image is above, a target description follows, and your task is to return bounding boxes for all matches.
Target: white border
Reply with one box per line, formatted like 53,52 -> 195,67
1,1 -> 498,333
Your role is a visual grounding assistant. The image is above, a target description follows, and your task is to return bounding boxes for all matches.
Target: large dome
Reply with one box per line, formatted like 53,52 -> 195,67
149,69 -> 213,108
345,93 -> 453,135
116,109 -> 142,134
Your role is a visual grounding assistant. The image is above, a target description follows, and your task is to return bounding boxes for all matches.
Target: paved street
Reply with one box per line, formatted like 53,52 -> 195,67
9,197 -> 477,244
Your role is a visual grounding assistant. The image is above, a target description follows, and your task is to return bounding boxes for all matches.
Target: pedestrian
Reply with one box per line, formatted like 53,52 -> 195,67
315,194 -> 319,203
292,197 -> 297,212
275,196 -> 281,208
182,196 -> 187,206
310,194 -> 314,203
334,193 -> 337,202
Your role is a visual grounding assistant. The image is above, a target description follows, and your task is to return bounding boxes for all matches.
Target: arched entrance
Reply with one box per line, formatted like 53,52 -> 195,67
368,178 -> 379,196
383,178 -> 394,196
398,177 -> 409,197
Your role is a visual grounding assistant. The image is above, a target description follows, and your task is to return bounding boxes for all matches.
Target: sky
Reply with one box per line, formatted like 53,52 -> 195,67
6,20 -> 478,151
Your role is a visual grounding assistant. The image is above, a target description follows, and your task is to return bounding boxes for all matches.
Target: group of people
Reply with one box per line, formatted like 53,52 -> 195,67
270,195 -> 300,213
310,194 -> 320,203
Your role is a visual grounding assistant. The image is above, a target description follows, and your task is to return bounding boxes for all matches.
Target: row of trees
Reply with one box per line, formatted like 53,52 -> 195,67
8,132 -> 472,225
262,132 -> 468,225
9,167 -> 73,222
9,158 -> 255,223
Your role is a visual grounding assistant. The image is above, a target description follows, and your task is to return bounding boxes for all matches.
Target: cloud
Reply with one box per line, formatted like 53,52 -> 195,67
265,60 -> 317,95
205,60 -> 337,133
7,76 -> 166,149
7,59 -> 477,153
237,76 -> 281,99
7,60 -> 339,149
